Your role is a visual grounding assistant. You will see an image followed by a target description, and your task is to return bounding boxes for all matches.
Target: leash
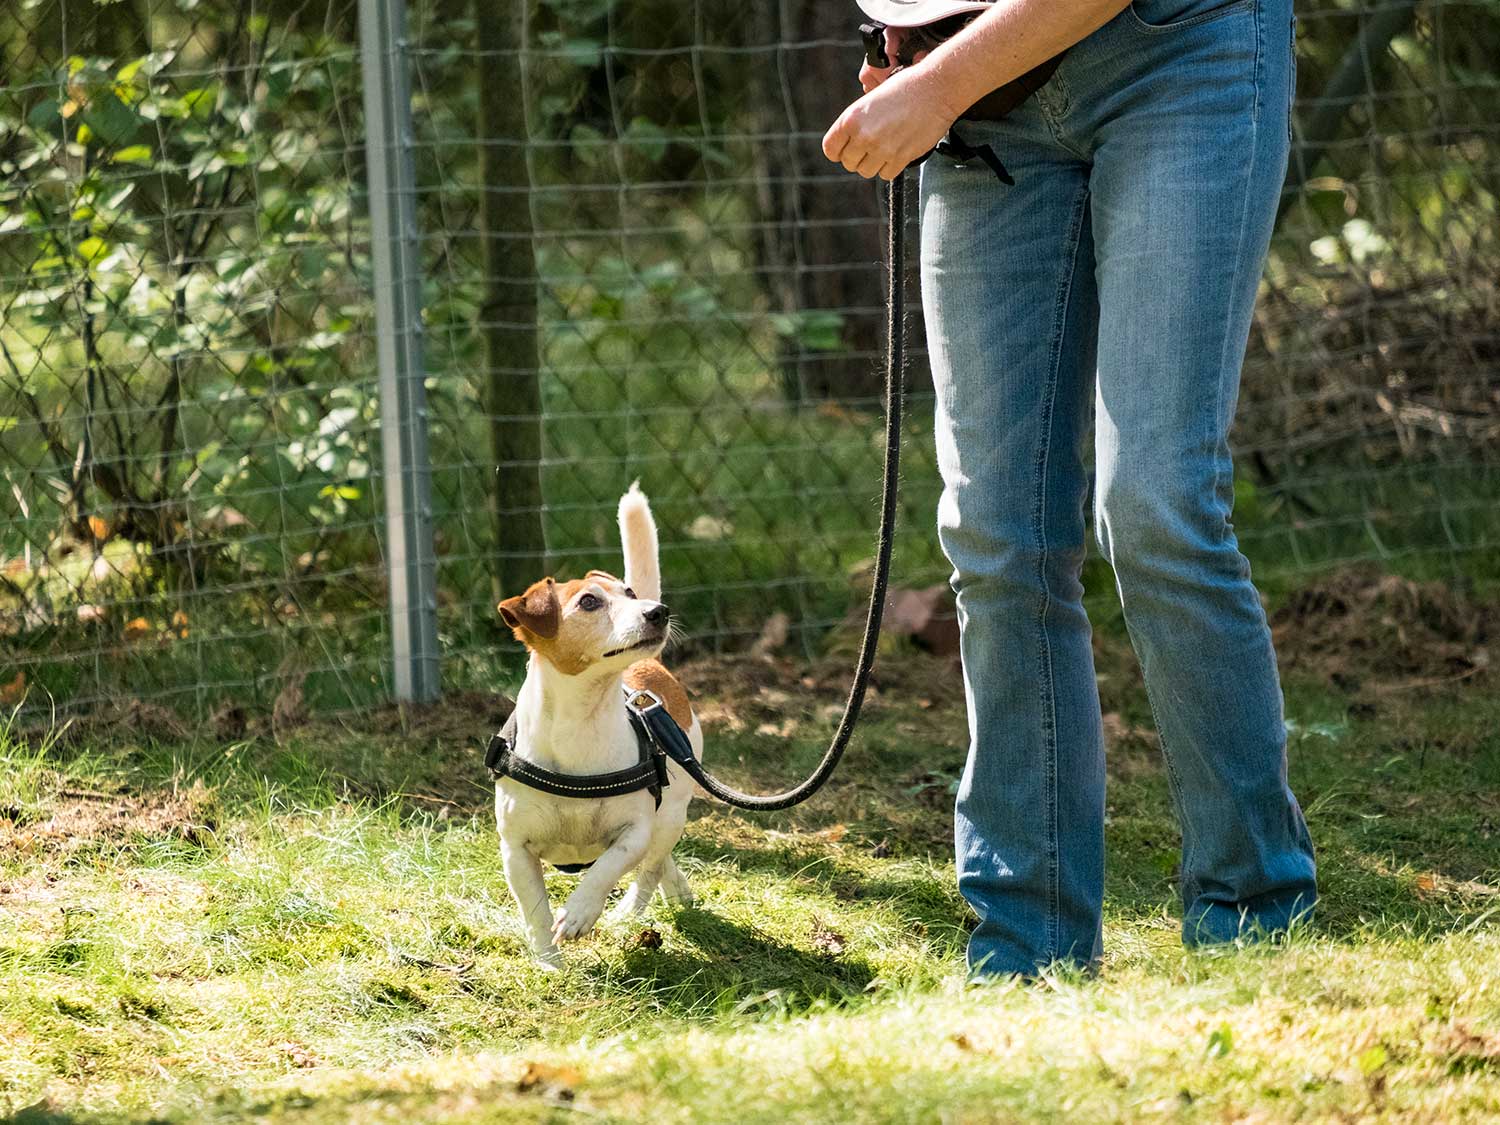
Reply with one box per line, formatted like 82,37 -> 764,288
641,175 -> 910,812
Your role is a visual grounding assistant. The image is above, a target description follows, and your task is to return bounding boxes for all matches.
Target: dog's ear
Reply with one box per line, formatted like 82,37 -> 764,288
498,578 -> 561,640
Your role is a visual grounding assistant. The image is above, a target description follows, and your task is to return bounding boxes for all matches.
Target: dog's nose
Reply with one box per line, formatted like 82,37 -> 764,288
644,603 -> 669,627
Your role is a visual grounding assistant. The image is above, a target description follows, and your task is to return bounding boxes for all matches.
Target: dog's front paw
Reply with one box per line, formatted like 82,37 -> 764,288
552,894 -> 605,943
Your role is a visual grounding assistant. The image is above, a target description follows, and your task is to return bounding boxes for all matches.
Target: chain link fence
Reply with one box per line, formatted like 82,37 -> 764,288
1,0 -> 1496,721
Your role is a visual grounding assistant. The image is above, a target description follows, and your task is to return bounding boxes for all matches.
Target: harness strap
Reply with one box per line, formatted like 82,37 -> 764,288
932,125 -> 1014,185
486,709 -> 667,809
624,691 -> 715,786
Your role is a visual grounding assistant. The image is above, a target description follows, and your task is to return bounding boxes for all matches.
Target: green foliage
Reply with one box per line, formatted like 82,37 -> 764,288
1,0 -> 1498,719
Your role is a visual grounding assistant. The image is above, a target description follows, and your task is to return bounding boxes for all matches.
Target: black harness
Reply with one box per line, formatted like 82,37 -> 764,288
486,689 -> 698,870
486,689 -> 699,871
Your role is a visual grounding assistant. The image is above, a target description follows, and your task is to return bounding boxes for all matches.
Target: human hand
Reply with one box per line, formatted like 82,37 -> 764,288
858,25 -> 908,92
823,65 -> 959,181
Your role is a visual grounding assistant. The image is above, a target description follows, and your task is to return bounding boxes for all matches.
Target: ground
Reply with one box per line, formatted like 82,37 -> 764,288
3,567 -> 1499,1123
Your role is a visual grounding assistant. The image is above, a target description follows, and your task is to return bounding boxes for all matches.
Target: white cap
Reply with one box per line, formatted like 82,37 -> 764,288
855,0 -> 993,28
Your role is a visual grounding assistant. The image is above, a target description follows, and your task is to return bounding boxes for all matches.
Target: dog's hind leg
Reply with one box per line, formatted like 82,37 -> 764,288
501,838 -> 562,970
610,863 -> 665,920
658,855 -> 694,908
610,822 -> 690,920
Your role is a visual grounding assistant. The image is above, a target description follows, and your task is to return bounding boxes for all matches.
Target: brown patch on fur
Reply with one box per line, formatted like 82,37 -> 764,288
499,578 -> 563,640
625,659 -> 693,730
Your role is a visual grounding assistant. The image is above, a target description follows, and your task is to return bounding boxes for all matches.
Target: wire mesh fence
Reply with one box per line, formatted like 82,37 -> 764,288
1,0 -> 1496,722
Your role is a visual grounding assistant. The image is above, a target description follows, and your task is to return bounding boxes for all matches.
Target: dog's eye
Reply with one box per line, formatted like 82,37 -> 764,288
623,587 -> 636,599
577,593 -> 603,612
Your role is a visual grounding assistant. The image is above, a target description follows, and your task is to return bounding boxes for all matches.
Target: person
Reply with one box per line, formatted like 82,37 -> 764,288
823,0 -> 1318,978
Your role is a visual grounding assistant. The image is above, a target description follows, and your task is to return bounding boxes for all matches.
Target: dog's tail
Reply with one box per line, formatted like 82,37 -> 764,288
618,481 -> 661,602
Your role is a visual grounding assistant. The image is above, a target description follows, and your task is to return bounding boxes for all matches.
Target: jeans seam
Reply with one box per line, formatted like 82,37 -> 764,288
1036,182 -> 1091,964
1211,0 -> 1262,550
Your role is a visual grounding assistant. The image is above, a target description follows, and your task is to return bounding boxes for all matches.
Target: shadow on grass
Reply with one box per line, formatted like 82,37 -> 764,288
584,906 -> 880,1015
676,834 -> 970,939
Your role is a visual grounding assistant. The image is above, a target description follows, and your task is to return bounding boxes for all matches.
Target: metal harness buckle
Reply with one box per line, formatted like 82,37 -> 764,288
625,688 -> 665,714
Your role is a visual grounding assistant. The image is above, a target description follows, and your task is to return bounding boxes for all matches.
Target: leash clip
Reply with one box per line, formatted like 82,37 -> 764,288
484,729 -> 510,775
625,688 -> 665,715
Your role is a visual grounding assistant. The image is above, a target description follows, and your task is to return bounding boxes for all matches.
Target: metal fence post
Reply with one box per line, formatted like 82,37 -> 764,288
358,0 -> 441,702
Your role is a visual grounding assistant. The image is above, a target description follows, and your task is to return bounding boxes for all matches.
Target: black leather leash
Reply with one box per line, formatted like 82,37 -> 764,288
621,175 -> 910,812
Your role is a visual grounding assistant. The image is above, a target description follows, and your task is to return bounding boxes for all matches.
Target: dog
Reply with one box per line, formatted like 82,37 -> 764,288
494,483 -> 702,969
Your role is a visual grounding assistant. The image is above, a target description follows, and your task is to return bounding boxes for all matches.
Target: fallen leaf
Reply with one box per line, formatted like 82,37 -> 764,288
516,1061 -> 580,1099
881,584 -> 961,655
755,719 -> 797,738
0,672 -> 25,705
634,927 -> 663,950
123,618 -> 150,641
273,1041 -> 319,1069
813,823 -> 847,843
86,515 -> 109,542
810,923 -> 846,956
870,839 -> 892,858
170,610 -> 189,639
1358,1045 -> 1389,1076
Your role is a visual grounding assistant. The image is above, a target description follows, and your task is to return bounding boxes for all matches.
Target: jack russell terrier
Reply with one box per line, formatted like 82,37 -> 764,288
494,484 -> 702,969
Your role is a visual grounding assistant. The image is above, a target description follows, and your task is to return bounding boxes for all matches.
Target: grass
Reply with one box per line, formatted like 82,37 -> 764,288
3,586 -> 1499,1123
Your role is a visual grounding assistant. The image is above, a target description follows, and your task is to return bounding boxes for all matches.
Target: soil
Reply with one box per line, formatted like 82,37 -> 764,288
0,780 -> 217,859
1270,567 -> 1494,692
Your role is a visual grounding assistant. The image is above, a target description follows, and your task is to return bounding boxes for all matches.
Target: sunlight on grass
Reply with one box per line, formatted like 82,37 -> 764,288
2,655 -> 1498,1123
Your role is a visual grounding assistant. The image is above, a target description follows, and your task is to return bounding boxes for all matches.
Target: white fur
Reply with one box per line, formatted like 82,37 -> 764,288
618,481 -> 661,602
497,486 -> 700,970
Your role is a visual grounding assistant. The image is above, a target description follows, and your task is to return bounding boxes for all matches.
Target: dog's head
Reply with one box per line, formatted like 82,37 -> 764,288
498,570 -> 670,675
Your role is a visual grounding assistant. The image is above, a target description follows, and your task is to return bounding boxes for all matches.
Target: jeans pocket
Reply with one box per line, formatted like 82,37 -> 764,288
1127,0 -> 1255,32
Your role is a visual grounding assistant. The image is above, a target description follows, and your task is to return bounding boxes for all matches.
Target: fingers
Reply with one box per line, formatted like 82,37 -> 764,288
823,91 -> 925,179
825,106 -> 878,177
851,149 -> 885,179
821,116 -> 850,164
859,61 -> 894,93
829,134 -> 903,180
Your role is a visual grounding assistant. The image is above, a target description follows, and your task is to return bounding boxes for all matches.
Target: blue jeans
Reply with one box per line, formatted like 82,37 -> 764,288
920,0 -> 1317,976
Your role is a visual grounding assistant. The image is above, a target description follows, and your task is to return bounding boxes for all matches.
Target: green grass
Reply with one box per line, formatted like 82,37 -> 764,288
3,616 -> 1500,1123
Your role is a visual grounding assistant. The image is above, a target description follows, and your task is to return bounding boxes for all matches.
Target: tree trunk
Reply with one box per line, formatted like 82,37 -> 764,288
476,0 -> 547,602
754,1 -> 889,403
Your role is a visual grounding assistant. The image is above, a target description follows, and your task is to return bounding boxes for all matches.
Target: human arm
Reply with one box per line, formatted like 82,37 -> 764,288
824,0 -> 1132,180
